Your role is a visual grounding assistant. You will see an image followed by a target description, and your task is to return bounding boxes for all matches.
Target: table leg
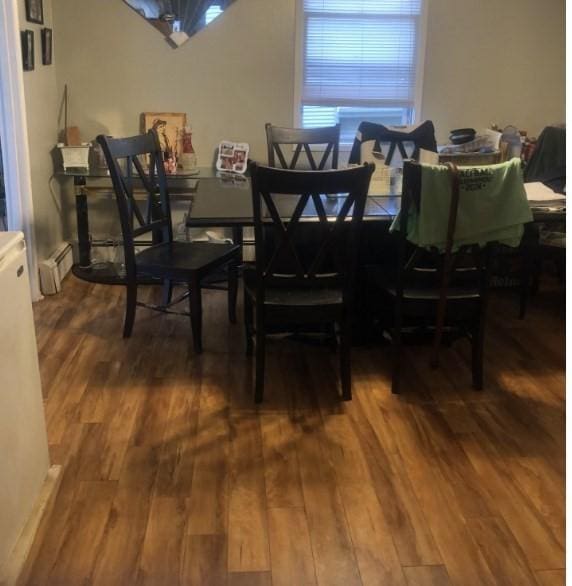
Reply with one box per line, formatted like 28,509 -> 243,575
232,225 -> 244,263
75,176 -> 91,268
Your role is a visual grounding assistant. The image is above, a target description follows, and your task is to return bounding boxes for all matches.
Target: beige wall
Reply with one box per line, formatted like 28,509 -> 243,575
19,0 -> 64,261
422,0 -> 565,142
52,0 -> 564,159
49,0 -> 564,245
52,0 -> 296,165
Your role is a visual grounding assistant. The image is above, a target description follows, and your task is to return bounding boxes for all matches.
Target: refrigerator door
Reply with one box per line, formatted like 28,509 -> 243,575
0,231 -> 50,568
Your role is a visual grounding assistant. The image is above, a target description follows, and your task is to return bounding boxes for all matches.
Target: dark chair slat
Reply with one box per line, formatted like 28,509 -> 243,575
245,162 -> 374,403
97,131 -> 240,351
266,123 -> 340,171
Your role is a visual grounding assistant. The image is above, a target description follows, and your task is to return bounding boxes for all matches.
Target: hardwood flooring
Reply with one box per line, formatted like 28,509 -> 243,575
22,276 -> 564,585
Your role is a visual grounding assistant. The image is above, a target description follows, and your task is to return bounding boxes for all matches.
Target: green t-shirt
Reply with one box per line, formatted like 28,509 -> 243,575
391,158 -> 533,250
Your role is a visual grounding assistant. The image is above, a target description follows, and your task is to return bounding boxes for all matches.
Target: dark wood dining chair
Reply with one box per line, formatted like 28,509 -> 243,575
348,120 -> 437,166
377,160 -> 493,394
244,162 -> 374,403
265,123 -> 340,170
97,132 -> 240,352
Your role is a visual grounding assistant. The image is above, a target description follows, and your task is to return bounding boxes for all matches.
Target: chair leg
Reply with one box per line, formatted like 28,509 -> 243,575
254,310 -> 265,403
244,290 -> 254,355
228,260 -> 238,324
123,282 -> 137,338
471,320 -> 485,391
162,279 -> 173,306
188,277 -> 203,354
519,265 -> 530,320
391,303 -> 403,394
391,330 -> 402,394
339,316 -> 352,401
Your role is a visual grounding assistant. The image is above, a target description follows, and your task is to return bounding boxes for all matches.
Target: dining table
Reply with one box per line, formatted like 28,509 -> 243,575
58,166 -> 564,286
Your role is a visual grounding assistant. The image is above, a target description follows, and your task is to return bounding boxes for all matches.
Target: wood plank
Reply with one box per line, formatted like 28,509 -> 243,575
227,571 -> 272,586
403,565 -> 453,586
467,516 -> 539,586
267,507 -> 317,586
154,377 -> 200,497
24,276 -> 565,586
186,361 -> 229,536
386,404 -> 497,586
75,384 -> 140,481
46,481 -> 117,585
297,426 -> 362,586
535,569 -> 565,586
227,415 -> 270,572
409,404 -> 494,519
77,360 -> 121,423
136,497 -> 187,586
180,535 -> 226,586
458,434 -> 565,570
348,380 -> 442,566
322,414 -> 407,585
260,414 -> 304,508
92,446 -> 160,586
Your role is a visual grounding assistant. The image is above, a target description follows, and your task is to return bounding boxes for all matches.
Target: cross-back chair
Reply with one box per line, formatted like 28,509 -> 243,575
97,131 -> 240,352
378,160 -> 493,394
348,120 -> 437,167
245,162 -> 374,403
265,123 -> 340,170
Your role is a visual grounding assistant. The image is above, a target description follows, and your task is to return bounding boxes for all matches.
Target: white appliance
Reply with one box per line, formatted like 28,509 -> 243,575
0,232 -> 50,571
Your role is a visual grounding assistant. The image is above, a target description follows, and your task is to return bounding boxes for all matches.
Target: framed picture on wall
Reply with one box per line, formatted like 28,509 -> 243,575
141,112 -> 187,162
25,0 -> 44,24
41,27 -> 52,65
21,30 -> 34,71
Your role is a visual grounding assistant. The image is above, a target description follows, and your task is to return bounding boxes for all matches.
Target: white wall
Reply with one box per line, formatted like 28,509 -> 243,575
18,0 -> 63,261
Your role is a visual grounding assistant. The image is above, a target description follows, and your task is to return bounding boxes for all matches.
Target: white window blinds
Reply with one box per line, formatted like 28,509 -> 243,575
299,0 -> 424,143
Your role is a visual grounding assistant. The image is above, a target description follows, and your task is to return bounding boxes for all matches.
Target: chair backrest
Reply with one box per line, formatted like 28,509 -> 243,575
348,120 -> 438,167
265,123 -> 340,170
250,162 -> 374,299
97,132 -> 172,279
395,160 -> 492,309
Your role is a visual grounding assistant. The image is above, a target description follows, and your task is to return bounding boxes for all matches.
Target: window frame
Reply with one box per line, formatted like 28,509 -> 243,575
293,0 -> 429,150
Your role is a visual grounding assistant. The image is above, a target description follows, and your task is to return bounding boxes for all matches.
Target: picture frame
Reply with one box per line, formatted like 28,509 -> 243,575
141,112 -> 187,162
41,28 -> 52,65
21,30 -> 34,71
25,0 -> 44,24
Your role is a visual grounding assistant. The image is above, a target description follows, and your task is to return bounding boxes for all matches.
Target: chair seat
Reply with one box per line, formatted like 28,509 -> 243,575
386,286 -> 480,300
243,268 -> 342,307
136,241 -> 239,279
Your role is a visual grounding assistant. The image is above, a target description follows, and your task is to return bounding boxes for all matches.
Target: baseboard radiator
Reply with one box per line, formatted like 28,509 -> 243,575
38,242 -> 73,295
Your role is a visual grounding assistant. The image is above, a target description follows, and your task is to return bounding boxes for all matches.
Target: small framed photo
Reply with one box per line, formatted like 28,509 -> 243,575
141,112 -> 187,160
25,0 -> 44,24
41,28 -> 52,65
21,30 -> 34,71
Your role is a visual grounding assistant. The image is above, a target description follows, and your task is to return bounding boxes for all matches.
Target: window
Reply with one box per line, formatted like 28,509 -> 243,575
204,4 -> 223,26
296,0 -> 426,145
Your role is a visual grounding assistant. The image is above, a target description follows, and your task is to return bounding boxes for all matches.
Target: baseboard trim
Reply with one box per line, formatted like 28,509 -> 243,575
0,464 -> 63,586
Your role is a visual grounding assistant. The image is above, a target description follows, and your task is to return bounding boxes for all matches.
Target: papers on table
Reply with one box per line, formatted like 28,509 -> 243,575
525,182 -> 566,209
419,148 -> 439,165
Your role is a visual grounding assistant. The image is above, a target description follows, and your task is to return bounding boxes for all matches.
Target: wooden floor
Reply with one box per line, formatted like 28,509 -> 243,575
22,275 -> 564,586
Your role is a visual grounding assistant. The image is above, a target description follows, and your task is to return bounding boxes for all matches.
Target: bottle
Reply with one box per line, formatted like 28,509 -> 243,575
180,127 -> 197,170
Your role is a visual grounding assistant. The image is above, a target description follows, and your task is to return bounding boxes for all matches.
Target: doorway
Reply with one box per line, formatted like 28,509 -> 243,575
0,0 -> 40,298
0,139 -> 5,230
